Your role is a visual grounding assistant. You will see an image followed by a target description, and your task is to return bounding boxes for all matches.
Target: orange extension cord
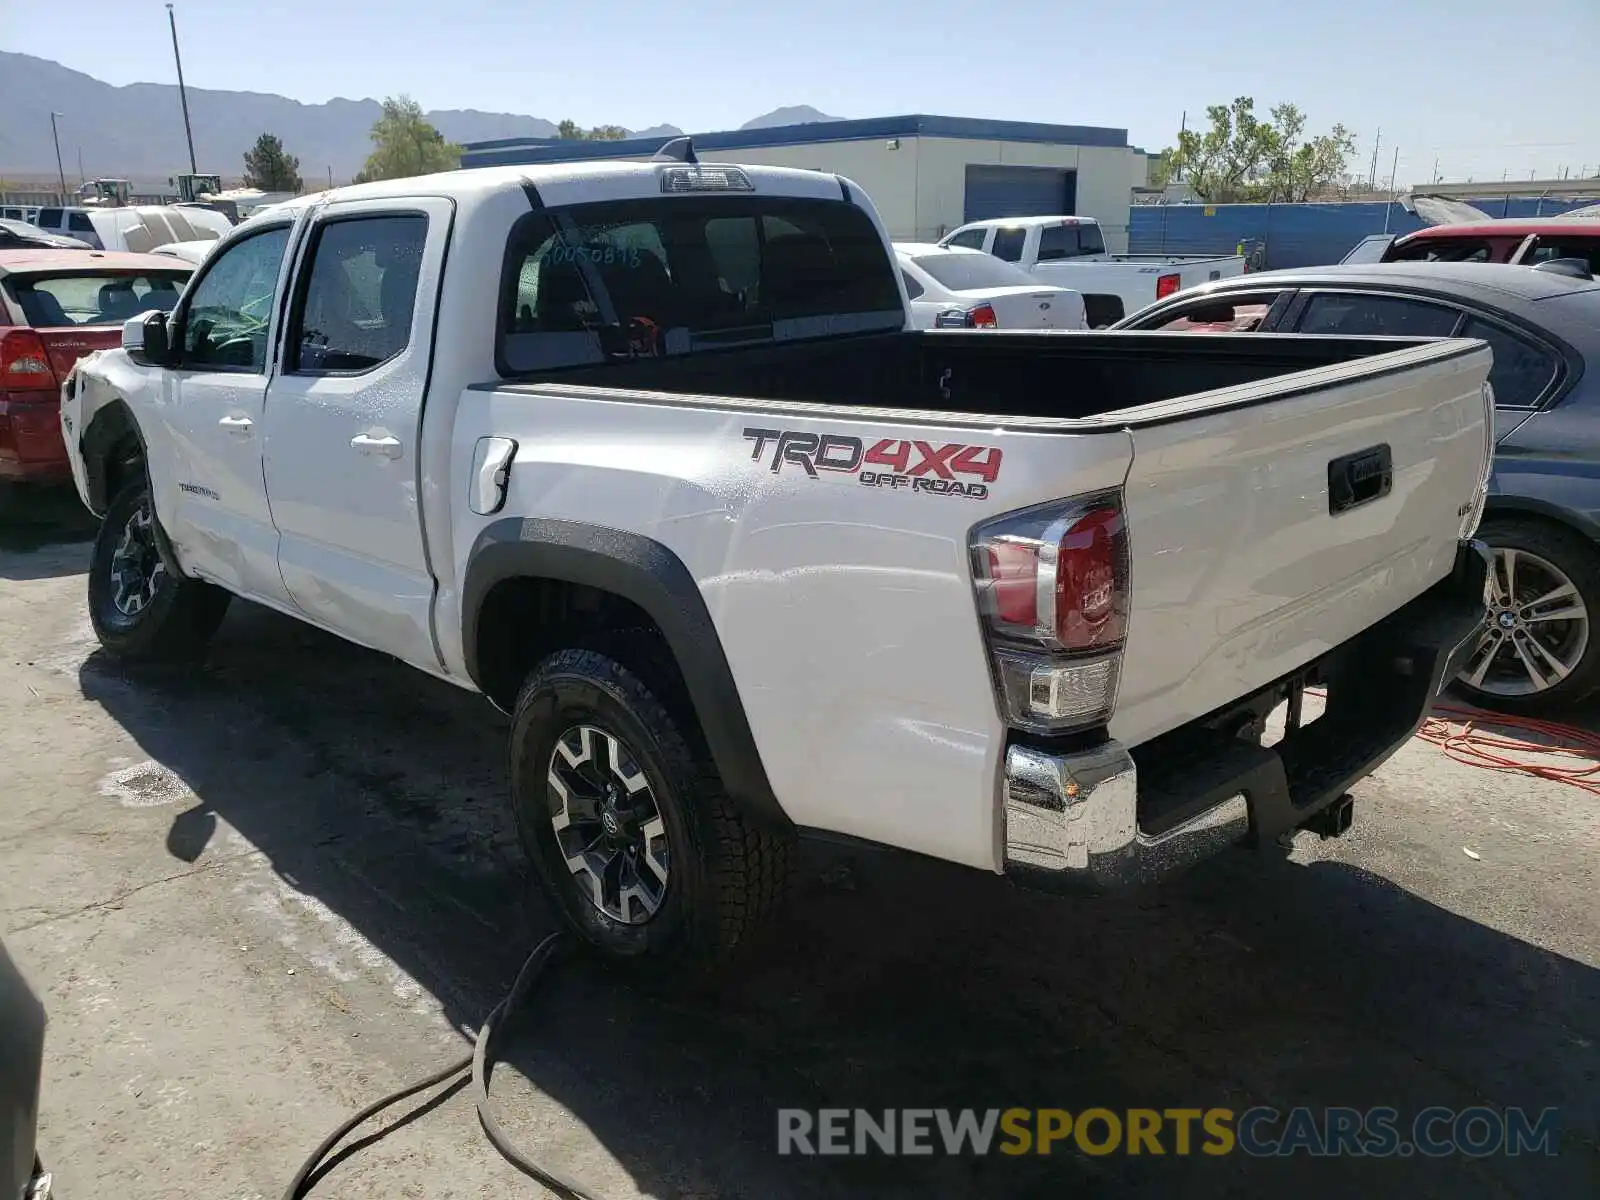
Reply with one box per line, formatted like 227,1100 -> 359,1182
1417,702 -> 1600,796
1302,686 -> 1600,795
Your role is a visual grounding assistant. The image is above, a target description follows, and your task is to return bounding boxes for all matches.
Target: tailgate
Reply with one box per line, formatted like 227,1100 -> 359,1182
1110,339 -> 1492,748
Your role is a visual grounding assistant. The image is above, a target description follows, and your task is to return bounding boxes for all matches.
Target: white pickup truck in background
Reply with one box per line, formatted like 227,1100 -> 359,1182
940,215 -> 1249,327
60,148 -> 1492,969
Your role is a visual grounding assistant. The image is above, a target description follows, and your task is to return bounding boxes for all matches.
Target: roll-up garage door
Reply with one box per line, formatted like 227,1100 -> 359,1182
962,165 -> 1076,223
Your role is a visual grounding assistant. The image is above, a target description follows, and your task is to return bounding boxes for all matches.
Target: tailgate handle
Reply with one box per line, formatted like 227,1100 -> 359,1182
1328,444 -> 1393,515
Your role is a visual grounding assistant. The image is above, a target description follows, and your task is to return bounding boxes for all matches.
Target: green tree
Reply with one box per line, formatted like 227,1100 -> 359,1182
352,96 -> 461,183
241,133 -> 303,192
556,120 -> 629,141
1160,98 -> 1355,203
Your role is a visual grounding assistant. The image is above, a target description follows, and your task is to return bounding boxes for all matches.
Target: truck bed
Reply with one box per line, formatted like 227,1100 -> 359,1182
507,329 -> 1443,424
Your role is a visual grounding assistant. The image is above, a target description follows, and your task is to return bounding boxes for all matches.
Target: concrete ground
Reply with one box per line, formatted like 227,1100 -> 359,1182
1,490 -> 1596,1200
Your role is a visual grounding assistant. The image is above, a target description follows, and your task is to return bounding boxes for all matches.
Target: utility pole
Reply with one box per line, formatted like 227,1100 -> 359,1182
77,147 -> 85,185
1389,146 -> 1400,195
1431,156 -> 1439,184
49,112 -> 67,199
1367,127 -> 1381,192
1175,110 -> 1186,183
166,3 -> 198,174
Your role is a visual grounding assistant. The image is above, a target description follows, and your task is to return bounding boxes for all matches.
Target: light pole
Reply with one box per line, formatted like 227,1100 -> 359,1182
49,112 -> 67,200
166,3 -> 198,174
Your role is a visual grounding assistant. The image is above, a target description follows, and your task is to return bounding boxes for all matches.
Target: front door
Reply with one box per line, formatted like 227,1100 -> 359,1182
155,222 -> 295,606
262,199 -> 450,670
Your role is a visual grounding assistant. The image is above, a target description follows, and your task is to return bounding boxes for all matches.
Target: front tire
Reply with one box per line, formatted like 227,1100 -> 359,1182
509,647 -> 791,970
87,479 -> 231,662
1452,517 -> 1600,713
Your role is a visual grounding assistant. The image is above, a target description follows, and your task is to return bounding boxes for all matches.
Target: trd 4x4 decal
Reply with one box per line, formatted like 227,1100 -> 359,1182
742,428 -> 1001,500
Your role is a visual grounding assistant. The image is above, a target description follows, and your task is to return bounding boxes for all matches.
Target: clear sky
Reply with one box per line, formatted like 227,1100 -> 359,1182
6,0 -> 1597,185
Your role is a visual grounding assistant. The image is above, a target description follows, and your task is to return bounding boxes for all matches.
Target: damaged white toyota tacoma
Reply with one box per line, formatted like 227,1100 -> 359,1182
60,144 -> 1494,965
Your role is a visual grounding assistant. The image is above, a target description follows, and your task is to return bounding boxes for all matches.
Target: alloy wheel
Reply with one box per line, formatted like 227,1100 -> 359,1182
108,499 -> 167,618
1458,546 -> 1590,698
547,724 -> 670,924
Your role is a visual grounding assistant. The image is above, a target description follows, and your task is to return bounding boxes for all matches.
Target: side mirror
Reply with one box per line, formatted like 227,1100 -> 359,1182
123,310 -> 171,367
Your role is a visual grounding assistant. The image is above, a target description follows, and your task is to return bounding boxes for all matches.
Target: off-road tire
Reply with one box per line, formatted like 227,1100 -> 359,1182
87,478 -> 231,662
509,646 -> 791,971
1452,517 -> 1600,714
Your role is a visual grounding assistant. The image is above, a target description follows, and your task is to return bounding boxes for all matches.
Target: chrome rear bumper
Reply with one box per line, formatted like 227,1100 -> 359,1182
1003,538 -> 1490,891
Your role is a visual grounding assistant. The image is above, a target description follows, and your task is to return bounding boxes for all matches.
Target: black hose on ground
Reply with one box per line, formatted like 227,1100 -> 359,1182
280,931 -> 604,1200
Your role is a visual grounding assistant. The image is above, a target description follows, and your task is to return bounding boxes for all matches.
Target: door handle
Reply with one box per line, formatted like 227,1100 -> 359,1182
350,433 -> 403,460
218,414 -> 254,436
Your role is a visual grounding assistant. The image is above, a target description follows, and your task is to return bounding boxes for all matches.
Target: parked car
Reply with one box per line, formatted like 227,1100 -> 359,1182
28,205 -> 232,253
938,215 -> 1247,327
0,218 -> 92,252
1,249 -> 191,486
1115,261 -> 1600,712
894,243 -> 1085,330
1342,218 -> 1600,276
62,156 -> 1488,966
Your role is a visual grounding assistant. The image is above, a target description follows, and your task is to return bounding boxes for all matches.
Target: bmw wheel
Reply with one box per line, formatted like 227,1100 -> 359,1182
1453,518 -> 1600,713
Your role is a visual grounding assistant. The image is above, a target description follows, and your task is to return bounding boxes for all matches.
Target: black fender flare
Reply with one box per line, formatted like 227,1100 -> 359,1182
79,399 -> 145,516
462,518 -> 790,830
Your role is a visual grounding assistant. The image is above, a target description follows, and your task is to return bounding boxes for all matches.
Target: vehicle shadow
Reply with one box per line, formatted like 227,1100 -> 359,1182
0,485 -> 96,578
77,603 -> 1597,1199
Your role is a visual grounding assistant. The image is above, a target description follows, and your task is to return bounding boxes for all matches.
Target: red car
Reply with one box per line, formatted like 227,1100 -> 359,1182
0,250 -> 191,485
1346,218 -> 1600,274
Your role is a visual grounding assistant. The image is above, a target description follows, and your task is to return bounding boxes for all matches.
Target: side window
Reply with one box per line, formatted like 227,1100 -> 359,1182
1459,317 -> 1560,409
35,208 -> 63,229
991,228 -> 1027,262
292,215 -> 428,374
900,270 -> 925,300
179,226 -> 291,370
945,228 -> 987,252
68,212 -> 94,234
1389,238 -> 1491,264
1523,238 -> 1600,276
1145,294 -> 1286,333
1295,293 -> 1461,337
1037,225 -> 1073,262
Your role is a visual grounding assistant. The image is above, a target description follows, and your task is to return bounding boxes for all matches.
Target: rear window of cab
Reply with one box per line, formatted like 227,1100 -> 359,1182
496,195 -> 903,375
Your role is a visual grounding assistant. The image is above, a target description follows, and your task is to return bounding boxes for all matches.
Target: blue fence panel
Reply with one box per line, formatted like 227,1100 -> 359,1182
1130,197 -> 1596,269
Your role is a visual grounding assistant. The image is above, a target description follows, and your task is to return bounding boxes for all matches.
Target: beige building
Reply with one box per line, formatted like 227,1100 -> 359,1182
461,115 -> 1150,252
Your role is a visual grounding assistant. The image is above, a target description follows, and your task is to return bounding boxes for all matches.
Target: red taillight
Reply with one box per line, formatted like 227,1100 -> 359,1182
971,494 -> 1130,733
985,540 -> 1039,625
1054,506 -> 1128,651
969,303 -> 998,329
0,329 -> 59,393
1155,273 -> 1181,300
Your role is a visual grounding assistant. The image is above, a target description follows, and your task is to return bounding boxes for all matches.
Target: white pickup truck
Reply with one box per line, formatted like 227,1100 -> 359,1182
60,148 -> 1493,968
940,215 -> 1248,327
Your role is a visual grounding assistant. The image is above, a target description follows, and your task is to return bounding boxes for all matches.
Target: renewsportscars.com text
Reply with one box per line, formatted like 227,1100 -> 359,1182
776,1106 -> 1559,1158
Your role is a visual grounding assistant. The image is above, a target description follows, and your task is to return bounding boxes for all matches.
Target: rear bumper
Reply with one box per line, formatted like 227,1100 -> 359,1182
0,394 -> 70,483
1003,538 -> 1490,890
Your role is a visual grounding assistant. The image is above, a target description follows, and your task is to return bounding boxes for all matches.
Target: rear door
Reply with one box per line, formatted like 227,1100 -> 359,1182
263,199 -> 450,670
1111,336 -> 1492,748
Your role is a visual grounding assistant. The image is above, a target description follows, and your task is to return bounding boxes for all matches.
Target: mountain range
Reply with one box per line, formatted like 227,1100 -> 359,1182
0,52 -> 841,186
